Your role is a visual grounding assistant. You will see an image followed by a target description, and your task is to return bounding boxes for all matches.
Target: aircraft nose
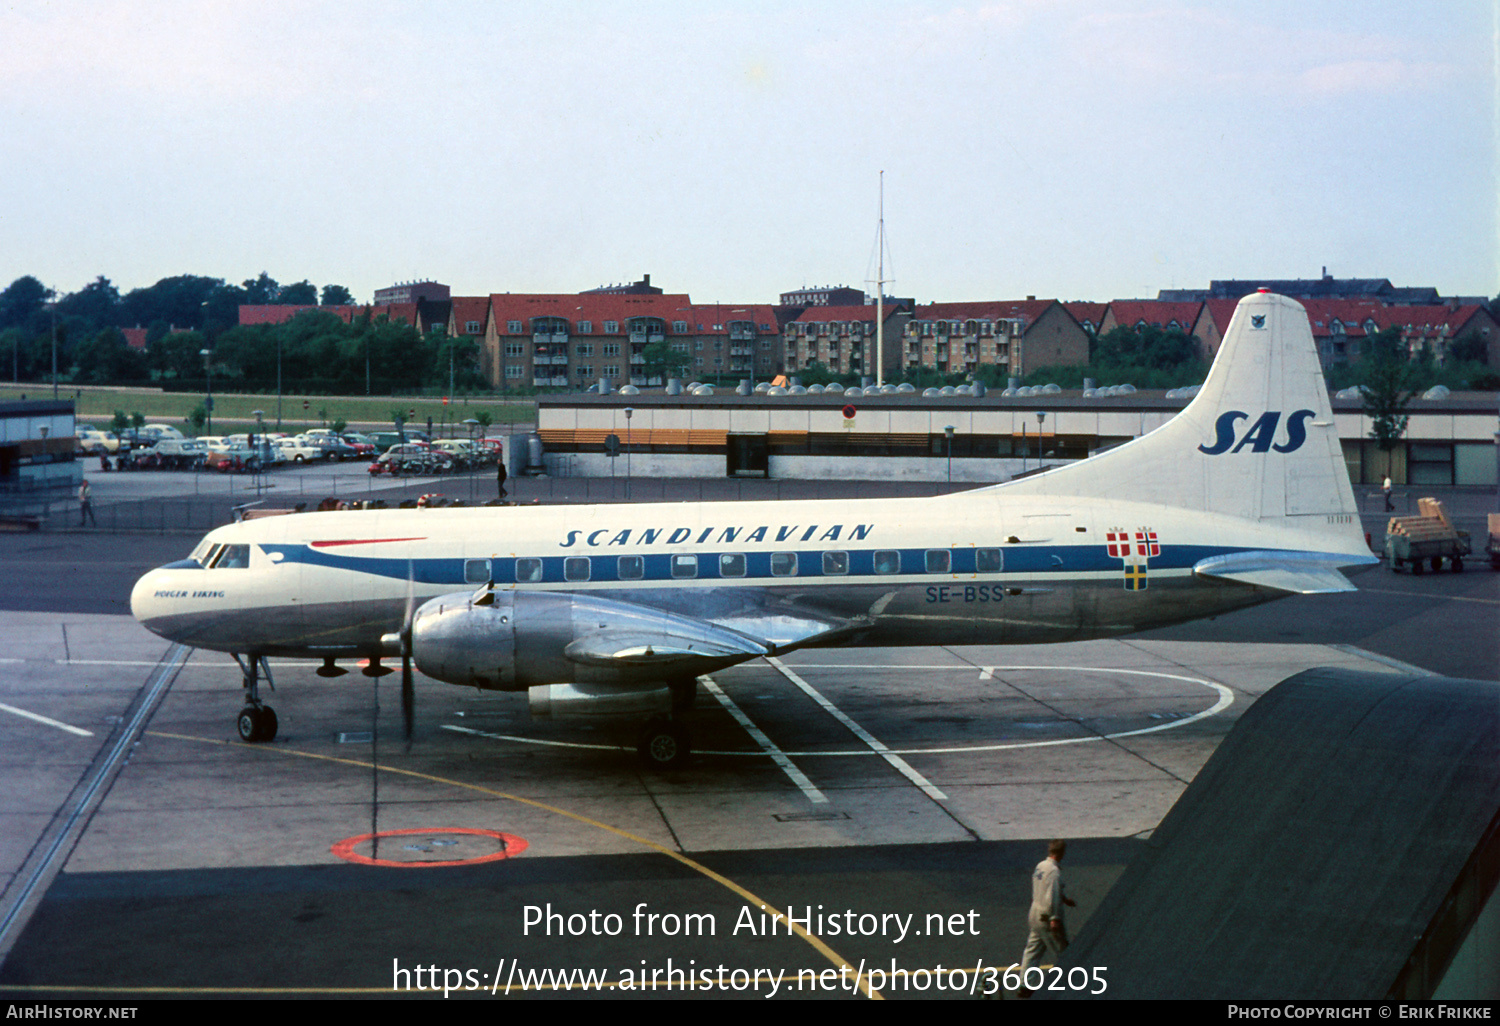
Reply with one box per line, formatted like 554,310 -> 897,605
131,563 -> 189,634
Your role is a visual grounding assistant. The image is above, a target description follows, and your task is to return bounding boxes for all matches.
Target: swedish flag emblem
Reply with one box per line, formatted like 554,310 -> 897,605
1124,563 -> 1148,591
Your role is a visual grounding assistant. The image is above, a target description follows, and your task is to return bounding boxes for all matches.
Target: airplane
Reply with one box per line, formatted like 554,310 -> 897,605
131,291 -> 1378,768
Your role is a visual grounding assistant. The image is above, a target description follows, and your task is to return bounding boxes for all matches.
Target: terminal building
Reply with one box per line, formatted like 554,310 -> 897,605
534,388 -> 1499,487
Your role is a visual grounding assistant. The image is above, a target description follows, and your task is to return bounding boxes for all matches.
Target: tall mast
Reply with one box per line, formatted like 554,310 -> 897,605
871,171 -> 891,388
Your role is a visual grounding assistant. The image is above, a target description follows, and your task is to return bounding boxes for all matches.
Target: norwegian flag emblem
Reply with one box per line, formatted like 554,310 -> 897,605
1135,530 -> 1160,557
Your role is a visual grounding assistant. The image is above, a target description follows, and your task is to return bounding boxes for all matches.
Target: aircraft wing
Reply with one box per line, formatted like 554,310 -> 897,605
1192,550 -> 1378,595
410,586 -> 868,688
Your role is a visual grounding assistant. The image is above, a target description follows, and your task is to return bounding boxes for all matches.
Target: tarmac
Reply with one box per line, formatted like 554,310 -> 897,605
0,459 -> 1494,999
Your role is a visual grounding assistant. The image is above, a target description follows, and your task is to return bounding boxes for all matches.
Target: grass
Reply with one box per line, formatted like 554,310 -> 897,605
0,383 -> 535,435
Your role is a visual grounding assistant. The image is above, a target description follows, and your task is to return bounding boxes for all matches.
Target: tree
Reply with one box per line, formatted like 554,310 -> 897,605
241,273 -> 281,305
1359,327 -> 1416,454
0,276 -> 50,331
56,276 -> 122,329
320,284 -> 354,306
186,404 -> 208,435
279,280 -> 318,305
642,339 -> 691,384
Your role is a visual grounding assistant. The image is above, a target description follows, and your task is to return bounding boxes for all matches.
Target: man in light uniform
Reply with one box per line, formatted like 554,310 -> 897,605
1020,838 -> 1075,975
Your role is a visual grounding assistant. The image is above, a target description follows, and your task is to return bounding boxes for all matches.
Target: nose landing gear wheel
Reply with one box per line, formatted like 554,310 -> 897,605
636,717 -> 690,771
237,704 -> 278,743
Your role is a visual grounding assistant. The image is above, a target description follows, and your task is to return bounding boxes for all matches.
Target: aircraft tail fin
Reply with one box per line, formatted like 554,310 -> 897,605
999,291 -> 1361,532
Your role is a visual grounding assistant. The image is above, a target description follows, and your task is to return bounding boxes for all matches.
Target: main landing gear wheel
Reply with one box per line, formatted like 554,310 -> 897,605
636,716 -> 690,771
237,704 -> 278,743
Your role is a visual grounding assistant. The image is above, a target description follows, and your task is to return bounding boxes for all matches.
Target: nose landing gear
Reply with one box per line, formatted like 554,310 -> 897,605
232,654 -> 278,743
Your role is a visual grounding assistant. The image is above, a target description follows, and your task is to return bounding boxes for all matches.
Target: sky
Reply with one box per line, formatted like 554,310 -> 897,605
1,1 -> 1495,308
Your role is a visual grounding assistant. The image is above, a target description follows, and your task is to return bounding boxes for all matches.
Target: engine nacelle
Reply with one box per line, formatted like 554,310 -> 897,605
408,586 -> 768,691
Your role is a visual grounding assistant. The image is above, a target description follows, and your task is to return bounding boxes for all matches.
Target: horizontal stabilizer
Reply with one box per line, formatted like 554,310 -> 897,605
1193,550 -> 1377,595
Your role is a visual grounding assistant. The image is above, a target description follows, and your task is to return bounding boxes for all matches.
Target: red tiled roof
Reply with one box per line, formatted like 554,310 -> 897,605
1289,299 -> 1490,341
913,299 -> 1061,328
486,294 -> 779,335
237,304 -> 416,327
121,327 -> 147,350
788,304 -> 897,325
1064,302 -> 1107,327
449,297 -> 490,334
1105,300 -> 1204,331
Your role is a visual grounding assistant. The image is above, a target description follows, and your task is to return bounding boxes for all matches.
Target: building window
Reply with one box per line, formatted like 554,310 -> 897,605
604,321 -> 618,333
576,344 -> 593,357
673,321 -> 687,333
578,320 -> 592,334
604,364 -> 620,377
603,343 -> 620,357
507,320 -> 523,334
505,342 -> 525,357
465,321 -> 481,334
504,365 -> 524,379
576,365 -> 593,378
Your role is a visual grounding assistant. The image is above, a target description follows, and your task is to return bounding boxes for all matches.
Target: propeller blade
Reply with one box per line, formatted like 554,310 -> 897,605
402,559 -> 415,741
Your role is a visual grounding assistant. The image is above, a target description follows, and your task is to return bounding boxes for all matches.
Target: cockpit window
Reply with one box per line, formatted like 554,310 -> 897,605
209,544 -> 250,569
191,540 -> 215,565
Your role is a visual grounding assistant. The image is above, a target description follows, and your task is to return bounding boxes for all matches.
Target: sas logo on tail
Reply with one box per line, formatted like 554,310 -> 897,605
1198,410 -> 1316,455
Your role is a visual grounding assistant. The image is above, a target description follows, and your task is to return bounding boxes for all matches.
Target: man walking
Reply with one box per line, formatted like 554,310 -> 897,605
78,479 -> 97,527
1019,839 -> 1075,979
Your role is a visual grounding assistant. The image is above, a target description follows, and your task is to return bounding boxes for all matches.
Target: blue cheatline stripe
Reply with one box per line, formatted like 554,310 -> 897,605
260,542 -> 1277,588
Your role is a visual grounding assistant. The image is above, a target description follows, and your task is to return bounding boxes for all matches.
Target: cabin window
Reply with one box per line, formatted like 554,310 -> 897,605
925,549 -> 951,574
822,551 -> 848,575
464,559 -> 492,584
564,557 -> 590,582
975,548 -> 1003,573
770,552 -> 797,576
672,554 -> 698,579
516,558 -> 542,583
618,555 -> 644,580
874,550 -> 901,575
211,545 -> 250,569
719,553 -> 746,578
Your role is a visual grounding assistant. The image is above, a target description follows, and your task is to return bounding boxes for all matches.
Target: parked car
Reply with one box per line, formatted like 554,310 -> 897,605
309,436 -> 359,461
203,446 -> 263,474
273,437 -> 326,463
129,439 -> 207,470
76,427 -> 121,455
368,444 -> 453,476
340,433 -> 377,458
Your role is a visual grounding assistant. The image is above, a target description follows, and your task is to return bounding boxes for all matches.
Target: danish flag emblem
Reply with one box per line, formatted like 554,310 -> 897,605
1107,527 -> 1158,591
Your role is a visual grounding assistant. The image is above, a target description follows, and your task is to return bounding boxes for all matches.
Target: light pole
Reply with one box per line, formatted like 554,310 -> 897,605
200,348 -> 213,434
48,293 -> 58,400
463,417 -> 479,502
944,425 -> 955,486
624,406 -> 633,500
252,409 -> 265,494
1036,411 -> 1046,469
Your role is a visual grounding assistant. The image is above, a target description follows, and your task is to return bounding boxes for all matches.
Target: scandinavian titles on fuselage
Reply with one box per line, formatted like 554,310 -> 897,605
559,523 -> 876,549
